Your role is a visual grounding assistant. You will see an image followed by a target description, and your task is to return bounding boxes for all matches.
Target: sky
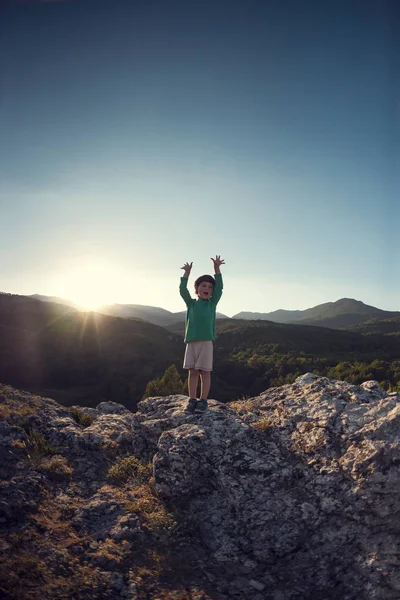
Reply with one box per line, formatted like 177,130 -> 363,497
1,0 -> 399,316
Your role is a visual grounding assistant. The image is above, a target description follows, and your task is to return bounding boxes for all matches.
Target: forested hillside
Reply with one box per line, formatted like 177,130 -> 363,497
345,316 -> 400,336
1,293 -> 399,408
210,319 -> 400,399
0,293 -> 183,410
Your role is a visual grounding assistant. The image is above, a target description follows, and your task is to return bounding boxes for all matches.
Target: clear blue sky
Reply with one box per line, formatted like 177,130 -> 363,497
1,0 -> 399,315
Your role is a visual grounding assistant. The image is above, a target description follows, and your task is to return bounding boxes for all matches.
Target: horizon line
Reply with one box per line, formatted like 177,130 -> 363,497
1,290 -> 399,317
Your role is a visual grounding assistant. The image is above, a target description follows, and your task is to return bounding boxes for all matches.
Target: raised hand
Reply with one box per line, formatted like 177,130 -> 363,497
211,255 -> 225,274
181,261 -> 193,277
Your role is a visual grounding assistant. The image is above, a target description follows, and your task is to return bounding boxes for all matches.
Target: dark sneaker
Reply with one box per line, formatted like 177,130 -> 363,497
185,398 -> 197,413
195,399 -> 208,413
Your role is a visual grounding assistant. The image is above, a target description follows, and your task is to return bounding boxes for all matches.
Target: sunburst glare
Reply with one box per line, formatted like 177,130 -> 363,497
58,259 -> 123,311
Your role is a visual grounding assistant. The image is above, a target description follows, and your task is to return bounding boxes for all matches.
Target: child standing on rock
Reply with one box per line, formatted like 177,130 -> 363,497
179,255 -> 225,413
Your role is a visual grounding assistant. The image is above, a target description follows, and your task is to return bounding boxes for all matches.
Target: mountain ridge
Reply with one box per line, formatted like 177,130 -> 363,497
26,294 -> 229,326
232,297 -> 400,329
0,291 -> 397,334
26,293 -> 399,329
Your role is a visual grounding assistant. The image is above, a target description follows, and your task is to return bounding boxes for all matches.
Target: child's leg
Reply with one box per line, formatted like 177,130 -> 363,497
199,370 -> 211,400
188,369 -> 200,398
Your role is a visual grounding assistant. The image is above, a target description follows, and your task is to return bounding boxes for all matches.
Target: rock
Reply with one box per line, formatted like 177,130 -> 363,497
146,375 -> 400,598
0,472 -> 45,522
96,401 -> 131,414
295,371 -> 321,385
1,375 -> 400,599
249,579 -> 265,591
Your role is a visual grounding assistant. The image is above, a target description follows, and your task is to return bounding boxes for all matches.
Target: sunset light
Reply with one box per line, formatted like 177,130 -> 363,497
58,260 -> 122,312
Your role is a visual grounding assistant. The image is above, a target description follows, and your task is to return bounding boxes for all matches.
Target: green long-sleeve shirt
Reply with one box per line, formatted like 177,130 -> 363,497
179,274 -> 223,342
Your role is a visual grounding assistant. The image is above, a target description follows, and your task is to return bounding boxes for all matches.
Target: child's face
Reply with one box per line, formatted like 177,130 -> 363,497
196,281 -> 214,300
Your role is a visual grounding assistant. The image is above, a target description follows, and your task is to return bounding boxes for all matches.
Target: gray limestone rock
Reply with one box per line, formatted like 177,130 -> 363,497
143,376 -> 400,599
1,376 -> 399,599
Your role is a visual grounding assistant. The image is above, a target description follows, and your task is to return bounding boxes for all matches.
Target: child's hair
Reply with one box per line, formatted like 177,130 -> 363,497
194,275 -> 215,290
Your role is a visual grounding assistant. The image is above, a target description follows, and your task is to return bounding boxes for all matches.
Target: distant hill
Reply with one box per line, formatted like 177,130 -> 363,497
30,294 -> 80,310
345,316 -> 400,337
82,304 -> 229,326
30,295 -> 229,327
215,318 -> 398,357
99,303 -> 176,326
30,294 -> 399,333
234,308 -> 303,322
0,292 -> 183,410
233,298 -> 400,331
30,295 -> 178,326
212,318 -> 400,398
1,293 -> 399,406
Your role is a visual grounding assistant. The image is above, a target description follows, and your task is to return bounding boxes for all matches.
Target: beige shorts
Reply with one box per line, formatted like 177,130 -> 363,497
183,340 -> 213,372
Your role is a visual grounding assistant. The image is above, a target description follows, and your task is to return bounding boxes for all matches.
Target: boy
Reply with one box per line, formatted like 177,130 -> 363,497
180,255 -> 225,413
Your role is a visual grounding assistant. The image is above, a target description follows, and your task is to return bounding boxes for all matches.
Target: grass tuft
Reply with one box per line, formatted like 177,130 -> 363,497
125,484 -> 176,533
108,456 -> 152,485
252,416 -> 273,431
38,455 -> 73,480
27,429 -> 58,456
69,407 -> 95,428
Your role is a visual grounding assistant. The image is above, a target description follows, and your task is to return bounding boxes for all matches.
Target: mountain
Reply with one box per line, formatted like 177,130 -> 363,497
164,310 -> 229,326
1,293 -> 399,407
233,298 -> 400,330
345,316 -> 400,337
99,303 -> 177,326
234,308 -> 303,322
212,318 -> 400,398
30,294 -> 80,310
0,292 -> 183,410
31,295 -> 229,326
215,318 -> 398,359
29,294 -> 399,333
77,304 -> 229,326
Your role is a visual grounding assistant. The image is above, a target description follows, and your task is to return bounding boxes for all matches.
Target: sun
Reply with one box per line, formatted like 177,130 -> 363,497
58,260 -> 122,312
73,293 -> 105,312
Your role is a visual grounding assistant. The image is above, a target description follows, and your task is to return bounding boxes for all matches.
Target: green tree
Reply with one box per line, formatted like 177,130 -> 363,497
142,365 -> 187,399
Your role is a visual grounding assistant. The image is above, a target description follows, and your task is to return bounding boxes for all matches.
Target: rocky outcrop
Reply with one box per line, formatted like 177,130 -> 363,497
1,374 -> 400,599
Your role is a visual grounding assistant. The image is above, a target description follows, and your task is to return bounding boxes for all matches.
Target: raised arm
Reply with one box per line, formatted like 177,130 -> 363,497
210,255 -> 225,304
179,261 -> 193,307
211,255 -> 225,275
